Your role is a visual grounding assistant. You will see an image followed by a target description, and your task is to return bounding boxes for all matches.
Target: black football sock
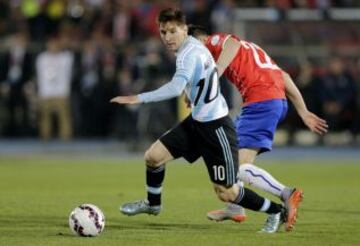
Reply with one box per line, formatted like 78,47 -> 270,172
233,187 -> 283,214
146,165 -> 165,206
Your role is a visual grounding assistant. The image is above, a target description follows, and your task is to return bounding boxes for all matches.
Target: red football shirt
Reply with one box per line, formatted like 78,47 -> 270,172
205,33 -> 286,105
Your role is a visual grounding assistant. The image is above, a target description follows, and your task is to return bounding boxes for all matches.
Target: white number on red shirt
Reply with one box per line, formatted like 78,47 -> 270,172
240,41 -> 280,70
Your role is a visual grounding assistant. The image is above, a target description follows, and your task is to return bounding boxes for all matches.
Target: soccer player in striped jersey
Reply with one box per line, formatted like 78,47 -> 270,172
188,25 -> 328,231
111,8 -> 293,233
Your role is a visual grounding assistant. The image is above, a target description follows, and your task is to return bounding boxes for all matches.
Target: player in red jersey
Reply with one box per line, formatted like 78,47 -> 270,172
188,25 -> 328,231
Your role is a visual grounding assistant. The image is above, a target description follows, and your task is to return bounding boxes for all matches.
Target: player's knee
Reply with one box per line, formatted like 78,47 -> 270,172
239,157 -> 253,165
213,187 -> 226,202
144,148 -> 159,167
144,144 -> 164,167
214,185 -> 238,202
238,149 -> 258,164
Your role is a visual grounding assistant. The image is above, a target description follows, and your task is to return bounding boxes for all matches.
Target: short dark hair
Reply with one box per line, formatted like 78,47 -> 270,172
158,8 -> 186,25
187,24 -> 208,37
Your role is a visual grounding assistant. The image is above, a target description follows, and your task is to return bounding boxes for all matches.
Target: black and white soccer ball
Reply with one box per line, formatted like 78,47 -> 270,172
68,204 -> 105,237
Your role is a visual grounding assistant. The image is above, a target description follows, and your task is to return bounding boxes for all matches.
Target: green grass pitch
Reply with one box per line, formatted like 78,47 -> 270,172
0,156 -> 359,246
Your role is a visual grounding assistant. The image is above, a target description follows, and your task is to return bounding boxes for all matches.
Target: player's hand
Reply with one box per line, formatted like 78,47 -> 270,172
301,111 -> 328,135
110,95 -> 140,105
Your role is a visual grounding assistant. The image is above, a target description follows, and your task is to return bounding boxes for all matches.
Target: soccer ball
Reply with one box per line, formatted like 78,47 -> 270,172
68,204 -> 105,237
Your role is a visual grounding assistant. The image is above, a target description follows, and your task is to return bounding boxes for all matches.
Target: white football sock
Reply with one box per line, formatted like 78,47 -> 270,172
238,163 -> 285,197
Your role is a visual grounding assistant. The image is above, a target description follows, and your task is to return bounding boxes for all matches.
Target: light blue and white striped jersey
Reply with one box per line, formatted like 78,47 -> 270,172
139,36 -> 228,122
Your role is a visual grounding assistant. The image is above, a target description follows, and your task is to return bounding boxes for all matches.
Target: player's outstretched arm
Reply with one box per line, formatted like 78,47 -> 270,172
111,76 -> 188,105
110,95 -> 140,105
283,71 -> 328,135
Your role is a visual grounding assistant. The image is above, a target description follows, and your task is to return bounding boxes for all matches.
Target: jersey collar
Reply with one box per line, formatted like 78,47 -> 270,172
175,36 -> 192,56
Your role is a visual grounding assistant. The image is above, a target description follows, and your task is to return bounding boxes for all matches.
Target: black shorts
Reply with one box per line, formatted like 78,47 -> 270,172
160,115 -> 238,186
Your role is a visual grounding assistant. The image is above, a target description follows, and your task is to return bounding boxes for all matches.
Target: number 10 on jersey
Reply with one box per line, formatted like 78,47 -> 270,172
213,165 -> 225,181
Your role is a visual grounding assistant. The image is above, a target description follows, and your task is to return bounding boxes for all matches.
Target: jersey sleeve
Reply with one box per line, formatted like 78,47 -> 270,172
205,33 -> 232,60
137,52 -> 196,103
138,76 -> 187,103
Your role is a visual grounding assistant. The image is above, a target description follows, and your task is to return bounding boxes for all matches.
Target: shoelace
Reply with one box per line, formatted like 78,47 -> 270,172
135,200 -> 147,208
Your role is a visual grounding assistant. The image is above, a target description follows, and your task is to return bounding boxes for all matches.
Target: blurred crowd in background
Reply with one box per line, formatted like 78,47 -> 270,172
0,0 -> 359,147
